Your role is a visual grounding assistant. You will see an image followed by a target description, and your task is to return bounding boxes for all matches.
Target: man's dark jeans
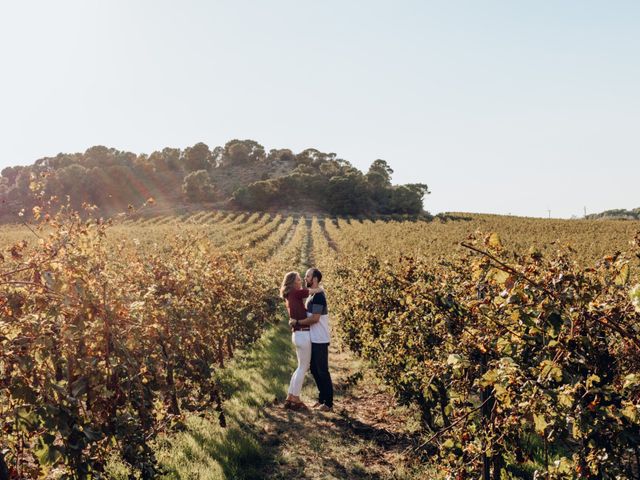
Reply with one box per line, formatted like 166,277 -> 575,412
310,342 -> 333,408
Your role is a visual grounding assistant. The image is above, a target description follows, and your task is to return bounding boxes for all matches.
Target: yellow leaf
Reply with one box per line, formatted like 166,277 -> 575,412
615,263 -> 630,286
621,402 -> 638,422
534,413 -> 548,434
487,232 -> 503,250
488,268 -> 509,286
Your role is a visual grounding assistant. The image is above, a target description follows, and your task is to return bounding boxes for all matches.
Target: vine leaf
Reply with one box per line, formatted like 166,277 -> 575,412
534,413 -> 548,434
614,263 -> 630,286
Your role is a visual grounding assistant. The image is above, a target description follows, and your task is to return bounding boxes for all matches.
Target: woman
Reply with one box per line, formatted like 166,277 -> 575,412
280,271 -> 323,409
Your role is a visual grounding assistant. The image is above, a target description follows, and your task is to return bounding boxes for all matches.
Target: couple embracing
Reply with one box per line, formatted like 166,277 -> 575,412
279,268 -> 334,412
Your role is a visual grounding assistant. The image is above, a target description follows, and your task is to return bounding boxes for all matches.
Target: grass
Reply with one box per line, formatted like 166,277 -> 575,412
156,316 -> 297,480
105,313 -> 297,480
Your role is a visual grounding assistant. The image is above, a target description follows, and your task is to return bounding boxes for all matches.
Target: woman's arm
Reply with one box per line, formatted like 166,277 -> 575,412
307,285 -> 324,295
292,286 -> 322,300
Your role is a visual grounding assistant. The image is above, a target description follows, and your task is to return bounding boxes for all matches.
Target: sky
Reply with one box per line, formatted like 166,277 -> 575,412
0,1 -> 638,218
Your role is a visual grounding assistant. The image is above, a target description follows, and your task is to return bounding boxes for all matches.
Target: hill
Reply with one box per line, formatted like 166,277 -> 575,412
0,140 -> 429,222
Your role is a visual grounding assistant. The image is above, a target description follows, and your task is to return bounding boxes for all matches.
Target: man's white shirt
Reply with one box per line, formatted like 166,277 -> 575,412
308,312 -> 330,344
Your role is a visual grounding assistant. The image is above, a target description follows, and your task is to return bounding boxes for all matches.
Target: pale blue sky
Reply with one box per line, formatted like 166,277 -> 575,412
0,1 -> 638,217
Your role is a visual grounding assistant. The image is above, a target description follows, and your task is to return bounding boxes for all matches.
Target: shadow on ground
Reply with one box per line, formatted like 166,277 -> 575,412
155,313 -> 427,480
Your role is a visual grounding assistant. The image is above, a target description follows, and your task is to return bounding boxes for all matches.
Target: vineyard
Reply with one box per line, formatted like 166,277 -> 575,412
1,203 -> 640,479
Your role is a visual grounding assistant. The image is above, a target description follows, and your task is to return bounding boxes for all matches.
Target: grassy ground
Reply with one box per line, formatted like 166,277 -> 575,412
108,312 -> 434,480
152,315 -> 296,480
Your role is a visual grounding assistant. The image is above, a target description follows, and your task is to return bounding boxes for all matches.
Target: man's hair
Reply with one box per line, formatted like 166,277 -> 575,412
309,268 -> 322,283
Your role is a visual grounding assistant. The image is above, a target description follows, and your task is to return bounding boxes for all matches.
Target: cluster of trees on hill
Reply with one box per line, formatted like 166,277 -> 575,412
0,139 -> 429,218
586,207 -> 640,220
232,155 -> 429,214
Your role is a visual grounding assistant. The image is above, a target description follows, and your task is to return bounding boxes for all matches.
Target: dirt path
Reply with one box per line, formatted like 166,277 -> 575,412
246,216 -> 427,479
255,333 -> 425,480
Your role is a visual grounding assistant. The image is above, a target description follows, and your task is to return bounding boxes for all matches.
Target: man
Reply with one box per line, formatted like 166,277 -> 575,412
289,267 -> 333,411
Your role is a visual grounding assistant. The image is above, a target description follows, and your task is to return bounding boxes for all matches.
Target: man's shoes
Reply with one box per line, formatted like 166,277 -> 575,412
316,404 -> 333,412
311,402 -> 322,409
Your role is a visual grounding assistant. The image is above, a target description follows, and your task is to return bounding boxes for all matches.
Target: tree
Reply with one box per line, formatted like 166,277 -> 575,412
405,183 -> 430,199
182,170 -> 216,202
326,172 -> 371,214
148,148 -> 181,173
266,148 -> 295,164
84,146 -> 114,167
232,180 -> 278,209
40,164 -> 91,207
217,140 -> 266,167
0,179 -> 9,201
228,142 -> 251,165
366,159 -> 396,212
148,151 -> 167,172
1,166 -> 23,185
162,148 -> 181,171
366,159 -> 394,188
389,183 -> 429,214
183,143 -> 212,172
295,149 -> 337,167
45,153 -> 81,170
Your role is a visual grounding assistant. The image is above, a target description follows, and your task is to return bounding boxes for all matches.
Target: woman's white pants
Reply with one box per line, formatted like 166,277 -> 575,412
288,330 -> 311,396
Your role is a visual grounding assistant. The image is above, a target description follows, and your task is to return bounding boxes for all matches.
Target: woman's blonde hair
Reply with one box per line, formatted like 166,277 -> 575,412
280,271 -> 299,300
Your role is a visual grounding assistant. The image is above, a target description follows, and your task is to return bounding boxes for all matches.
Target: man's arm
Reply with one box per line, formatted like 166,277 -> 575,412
298,313 -> 321,326
288,313 -> 321,328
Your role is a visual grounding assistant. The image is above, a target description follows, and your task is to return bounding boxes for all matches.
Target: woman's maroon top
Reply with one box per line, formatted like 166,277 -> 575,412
286,288 -> 310,327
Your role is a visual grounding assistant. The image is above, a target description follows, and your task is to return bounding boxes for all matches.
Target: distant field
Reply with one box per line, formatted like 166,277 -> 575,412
332,212 -> 640,271
3,211 -> 639,268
